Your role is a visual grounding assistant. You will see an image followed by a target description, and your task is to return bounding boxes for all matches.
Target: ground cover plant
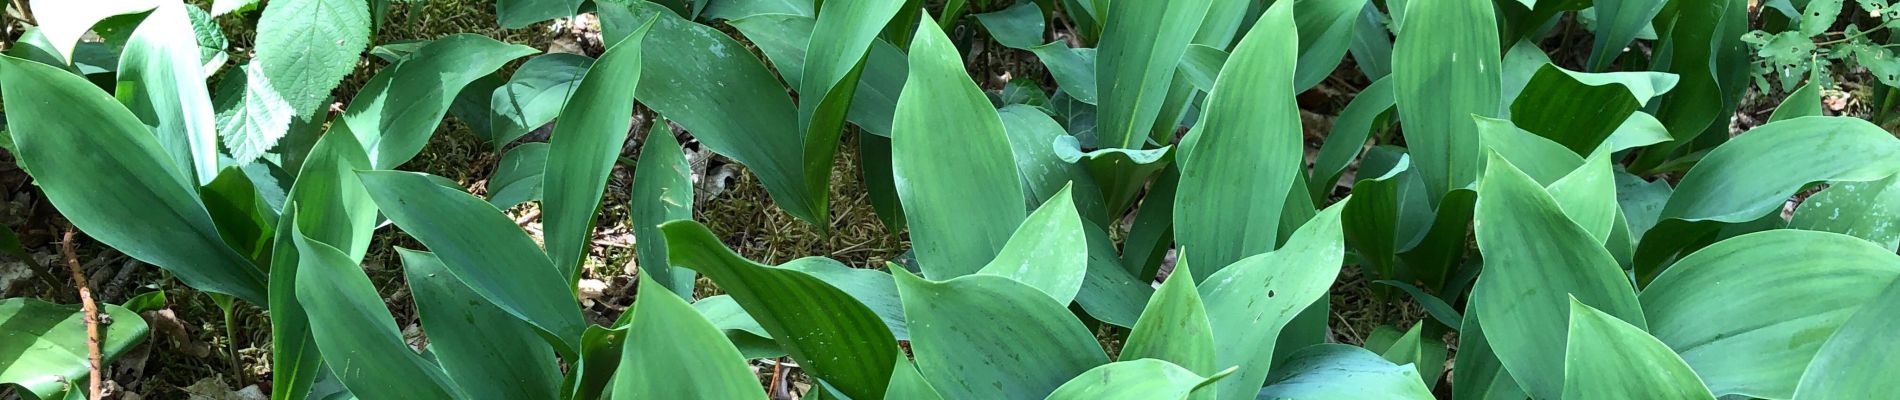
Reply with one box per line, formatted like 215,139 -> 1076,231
1,0 -> 1899,398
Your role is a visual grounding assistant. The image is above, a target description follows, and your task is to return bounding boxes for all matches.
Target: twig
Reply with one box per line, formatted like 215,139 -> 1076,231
60,225 -> 102,400
769,357 -> 786,399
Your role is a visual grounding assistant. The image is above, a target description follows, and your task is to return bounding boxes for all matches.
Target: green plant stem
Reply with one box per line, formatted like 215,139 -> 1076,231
1817,25 -> 1887,46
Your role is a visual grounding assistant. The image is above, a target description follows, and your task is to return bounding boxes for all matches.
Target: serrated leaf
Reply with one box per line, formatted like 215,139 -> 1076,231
253,0 -> 371,118
214,62 -> 298,165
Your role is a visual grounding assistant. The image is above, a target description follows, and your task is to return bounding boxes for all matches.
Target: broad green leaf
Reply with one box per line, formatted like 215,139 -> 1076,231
696,258 -> 910,342
1603,112 -> 1671,152
0,299 -> 149,400
1341,153 -> 1430,283
1798,0 -> 1843,36
795,0 -> 905,230
117,0 -> 219,185
1638,117 -> 1900,275
1030,44 -> 1099,104
1473,116 -> 1583,185
488,54 -> 593,149
721,13 -> 909,137
632,120 -> 696,298
1545,151 -> 1618,242
701,0 -> 813,19
1375,323 -> 1447,389
972,1 -> 1045,49
1121,167 -> 1178,280
1054,137 -> 1173,216
1769,74 -> 1823,122
604,1 -> 819,225
342,34 -> 537,169
1508,64 -> 1678,155
450,73 -> 503,140
0,54 -> 267,304
893,17 -> 1027,278
1587,0 -> 1667,71
1391,0 -> 1501,203
213,62 -> 298,165
895,270 -> 1109,400
1563,299 -> 1716,400
25,0 -> 155,63
1079,220 -> 1159,327
1293,0 -> 1370,91
402,249 -> 563,399
544,20 -> 651,283
1095,0 -> 1211,149
1640,230 -> 1900,398
253,0 -> 371,118
1310,77 -> 1395,200
661,220 -> 898,400
1633,0 -> 1748,173
998,105 -> 1097,209
1256,344 -> 1436,399
975,185 -> 1087,304
1470,152 -> 1644,400
1792,277 -> 1900,400
488,142 -> 549,209
1348,3 -> 1394,79
291,226 -> 459,399
886,357 -> 945,400
1121,260 -> 1215,377
613,276 -> 769,399
358,170 -> 586,354
498,0 -> 582,28
1790,174 -> 1900,251
1177,44 -> 1226,92
860,133 -> 907,233
200,167 -> 277,263
1450,301 -> 1529,400
1201,201 -> 1349,400
267,130 -> 377,400
1173,0 -> 1299,280
1044,359 -> 1231,400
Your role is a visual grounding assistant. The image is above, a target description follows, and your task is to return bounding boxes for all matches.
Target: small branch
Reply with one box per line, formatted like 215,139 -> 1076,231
60,226 -> 101,400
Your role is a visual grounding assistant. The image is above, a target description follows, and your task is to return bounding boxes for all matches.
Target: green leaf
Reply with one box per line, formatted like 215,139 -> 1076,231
341,34 -> 538,169
701,0 -> 812,19
1640,230 -> 1900,398
1372,280 -> 1462,330
488,54 -> 593,150
1255,344 -> 1436,399
1508,64 -> 1678,155
1374,323 -> 1447,389
604,1 -> 820,225
613,276 -> 770,399
1293,0 -> 1370,91
268,130 -> 377,400
213,61 -> 299,165
0,298 -> 149,400
401,249 -> 563,399
1563,299 -> 1716,399
1473,116 -> 1583,185
1449,301 -> 1529,400
1769,74 -> 1824,122
860,133 -> 907,233
975,185 -> 1087,304
1639,117 -> 1900,276
1030,44 -> 1099,104
1200,201 -> 1349,400
721,13 -> 910,137
0,54 -> 267,304
358,170 -> 586,354
893,17 -> 1027,278
795,0 -> 906,230
1120,260 -> 1215,377
1044,359 -> 1232,400
1310,77 -> 1395,200
631,119 -> 696,298
1341,153 -> 1431,284
1545,151 -> 1618,242
564,324 -> 629,399
199,167 -> 277,264
1790,174 -> 1900,251
1391,0 -> 1502,203
1469,152 -> 1644,400
997,105 -> 1097,210
894,270 -> 1109,400
972,1 -> 1045,49
544,20 -> 652,283
1603,112 -> 1672,152
661,220 -> 899,400
290,223 -> 460,399
1633,0 -> 1748,173
253,0 -> 371,118
24,0 -> 155,63
498,0 -> 582,28
1055,137 -> 1173,216
1174,1 -> 1299,280
1792,277 -> 1900,400
1587,0 -> 1668,70
117,1 -> 220,185
1095,0 -> 1211,149
1799,0 -> 1844,36
488,142 -> 549,209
